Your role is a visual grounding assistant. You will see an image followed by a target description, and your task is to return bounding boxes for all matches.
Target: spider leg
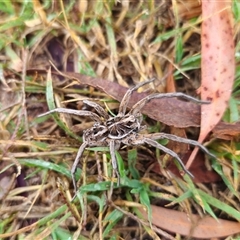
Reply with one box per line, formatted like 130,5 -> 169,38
118,78 -> 156,116
130,92 -> 210,116
83,100 -> 109,120
38,108 -> 102,123
142,137 -> 194,178
71,141 -> 88,192
146,133 -> 216,159
109,140 -> 120,185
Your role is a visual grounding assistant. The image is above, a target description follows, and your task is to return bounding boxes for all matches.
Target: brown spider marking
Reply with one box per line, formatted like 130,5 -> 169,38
39,79 -> 215,193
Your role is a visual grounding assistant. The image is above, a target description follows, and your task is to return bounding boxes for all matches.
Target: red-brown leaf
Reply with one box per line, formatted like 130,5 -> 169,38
212,121 -> 240,140
27,69 -> 203,128
152,151 -> 221,183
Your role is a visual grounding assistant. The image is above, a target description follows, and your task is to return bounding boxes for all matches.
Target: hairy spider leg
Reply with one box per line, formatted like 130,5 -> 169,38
118,78 -> 156,116
109,140 -> 120,185
71,141 -> 88,192
83,100 -> 109,120
130,92 -> 210,116
142,138 -> 194,178
146,133 -> 216,159
118,73 -> 173,116
38,108 -> 102,123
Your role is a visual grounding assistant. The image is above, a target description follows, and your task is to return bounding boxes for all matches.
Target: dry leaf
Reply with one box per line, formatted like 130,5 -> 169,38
166,64 -> 189,155
212,121 -> 240,140
27,69 -> 203,128
187,1 -> 235,168
153,151 -> 221,183
139,205 -> 240,239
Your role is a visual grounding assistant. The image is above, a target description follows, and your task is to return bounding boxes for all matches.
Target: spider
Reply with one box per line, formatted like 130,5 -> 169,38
39,79 -> 215,192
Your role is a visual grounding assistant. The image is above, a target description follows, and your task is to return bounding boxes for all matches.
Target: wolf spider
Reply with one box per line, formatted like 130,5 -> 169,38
39,79 -> 215,192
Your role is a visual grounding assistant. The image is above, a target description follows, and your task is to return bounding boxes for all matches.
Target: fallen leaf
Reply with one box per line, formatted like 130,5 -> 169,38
187,1 -> 235,168
139,205 -> 240,239
177,1 -> 201,21
166,64 -> 189,155
0,166 -> 16,200
167,127 -> 188,157
47,38 -> 75,73
27,69 -> 203,128
212,121 -> 240,140
152,151 -> 221,183
47,38 -> 65,70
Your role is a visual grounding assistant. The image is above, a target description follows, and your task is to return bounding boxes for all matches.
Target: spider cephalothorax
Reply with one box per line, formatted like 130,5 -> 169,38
39,79 -> 215,192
